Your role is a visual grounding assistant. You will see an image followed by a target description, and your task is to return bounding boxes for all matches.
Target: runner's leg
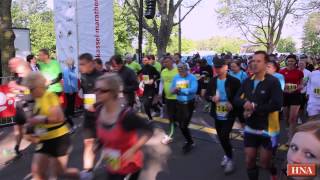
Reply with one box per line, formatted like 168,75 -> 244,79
245,147 -> 259,180
31,153 -> 50,180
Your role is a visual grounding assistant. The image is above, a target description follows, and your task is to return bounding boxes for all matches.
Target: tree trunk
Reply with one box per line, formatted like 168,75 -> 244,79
267,43 -> 275,54
0,0 -> 15,80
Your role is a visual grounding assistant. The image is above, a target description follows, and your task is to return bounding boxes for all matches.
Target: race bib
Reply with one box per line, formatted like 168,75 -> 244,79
176,80 -> 189,89
103,148 -> 121,171
204,77 -> 210,83
314,88 -> 320,96
216,102 -> 228,120
142,75 -> 150,83
84,94 -> 96,110
286,83 -> 297,92
23,89 -> 30,95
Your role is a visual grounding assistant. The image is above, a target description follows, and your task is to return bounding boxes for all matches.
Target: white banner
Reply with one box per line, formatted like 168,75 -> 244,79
54,0 -> 78,65
54,0 -> 114,67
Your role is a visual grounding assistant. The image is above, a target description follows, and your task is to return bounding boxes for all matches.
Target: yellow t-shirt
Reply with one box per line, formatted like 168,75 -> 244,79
33,91 -> 69,140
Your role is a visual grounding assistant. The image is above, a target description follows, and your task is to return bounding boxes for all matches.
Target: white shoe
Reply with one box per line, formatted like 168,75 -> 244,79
297,118 -> 302,125
224,160 -> 235,174
161,135 -> 173,144
80,170 -> 93,180
221,155 -> 229,167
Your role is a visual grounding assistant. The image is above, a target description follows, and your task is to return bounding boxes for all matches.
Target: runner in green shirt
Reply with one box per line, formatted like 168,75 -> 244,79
125,54 -> 141,74
159,55 -> 178,144
37,49 -> 63,94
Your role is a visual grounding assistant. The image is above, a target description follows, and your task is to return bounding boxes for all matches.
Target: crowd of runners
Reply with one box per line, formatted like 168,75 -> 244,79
5,49 -> 320,180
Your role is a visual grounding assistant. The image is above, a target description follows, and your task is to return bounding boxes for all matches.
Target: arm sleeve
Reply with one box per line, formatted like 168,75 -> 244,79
50,73 -> 63,85
205,79 -> 214,102
180,76 -> 198,95
170,77 -> 177,93
122,111 -> 154,136
233,83 -> 246,109
279,75 -> 285,91
231,78 -> 242,105
254,79 -> 283,113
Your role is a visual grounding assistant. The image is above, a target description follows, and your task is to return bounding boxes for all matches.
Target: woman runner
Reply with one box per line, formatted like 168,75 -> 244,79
94,73 -> 153,180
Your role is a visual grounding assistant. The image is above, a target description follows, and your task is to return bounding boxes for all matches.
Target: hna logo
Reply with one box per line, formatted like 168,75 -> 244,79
287,164 -> 317,177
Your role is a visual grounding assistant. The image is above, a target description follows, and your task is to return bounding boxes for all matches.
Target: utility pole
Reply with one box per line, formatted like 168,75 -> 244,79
138,0 -> 143,64
178,4 -> 182,54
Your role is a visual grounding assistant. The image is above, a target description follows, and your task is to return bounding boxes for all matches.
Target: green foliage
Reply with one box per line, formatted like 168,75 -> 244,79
302,12 -> 320,56
29,11 -> 56,54
276,37 -> 296,53
114,0 -> 138,55
195,36 -> 246,54
11,0 -> 55,55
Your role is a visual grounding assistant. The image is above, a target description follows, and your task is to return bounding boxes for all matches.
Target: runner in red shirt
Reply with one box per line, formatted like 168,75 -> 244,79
94,73 -> 153,180
279,55 -> 304,143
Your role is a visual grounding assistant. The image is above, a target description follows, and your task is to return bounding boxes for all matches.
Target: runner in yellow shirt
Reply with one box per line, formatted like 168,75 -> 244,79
23,72 -> 79,179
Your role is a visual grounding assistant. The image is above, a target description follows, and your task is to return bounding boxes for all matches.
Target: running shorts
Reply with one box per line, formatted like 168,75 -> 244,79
35,133 -> 71,157
244,133 -> 273,151
283,93 -> 302,107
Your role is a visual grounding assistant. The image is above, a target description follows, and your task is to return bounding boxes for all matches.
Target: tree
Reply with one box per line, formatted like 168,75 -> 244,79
217,0 -> 317,53
11,0 -> 55,55
114,0 -> 138,55
195,36 -> 246,54
0,0 -> 15,78
125,0 -> 203,57
29,11 -> 56,54
277,37 -> 296,53
302,12 -> 320,56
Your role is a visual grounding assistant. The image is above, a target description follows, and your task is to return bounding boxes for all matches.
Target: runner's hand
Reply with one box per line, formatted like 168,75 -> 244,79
212,96 -> 219,103
226,102 -> 233,111
121,147 -> 136,161
243,101 -> 254,111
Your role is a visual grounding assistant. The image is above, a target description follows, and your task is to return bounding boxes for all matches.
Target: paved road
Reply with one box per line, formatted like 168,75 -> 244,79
0,107 -> 287,180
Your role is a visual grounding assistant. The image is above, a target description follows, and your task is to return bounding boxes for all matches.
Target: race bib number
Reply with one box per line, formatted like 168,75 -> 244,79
84,94 -> 96,110
286,83 -> 297,92
142,75 -> 150,83
103,148 -> 121,171
314,88 -> 320,96
176,80 -> 189,89
216,102 -> 228,120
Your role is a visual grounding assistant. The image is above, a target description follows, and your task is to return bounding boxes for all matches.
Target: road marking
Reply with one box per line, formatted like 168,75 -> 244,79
152,116 -> 288,152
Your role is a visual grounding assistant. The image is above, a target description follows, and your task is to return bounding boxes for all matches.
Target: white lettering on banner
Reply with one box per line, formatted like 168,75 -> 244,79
94,0 -> 101,58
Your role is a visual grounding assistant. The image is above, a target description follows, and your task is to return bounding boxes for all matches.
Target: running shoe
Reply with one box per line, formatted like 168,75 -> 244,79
161,135 -> 173,144
221,155 -> 229,167
14,145 -> 21,157
224,160 -> 235,174
182,142 -> 195,154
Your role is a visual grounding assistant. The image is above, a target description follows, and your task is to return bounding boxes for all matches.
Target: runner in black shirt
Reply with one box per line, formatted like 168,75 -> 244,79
138,56 -> 160,120
78,53 -> 104,178
234,51 -> 283,180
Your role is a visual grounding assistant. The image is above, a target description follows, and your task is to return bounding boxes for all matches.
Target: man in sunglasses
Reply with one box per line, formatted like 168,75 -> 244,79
78,53 -> 104,178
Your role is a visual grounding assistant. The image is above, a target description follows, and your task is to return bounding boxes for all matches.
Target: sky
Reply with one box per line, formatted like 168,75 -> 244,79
47,0 -> 305,48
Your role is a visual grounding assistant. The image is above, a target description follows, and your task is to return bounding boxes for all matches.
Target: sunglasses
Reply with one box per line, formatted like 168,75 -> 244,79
94,88 -> 111,94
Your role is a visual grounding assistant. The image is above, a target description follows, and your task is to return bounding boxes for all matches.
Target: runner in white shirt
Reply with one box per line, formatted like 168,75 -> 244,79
298,59 -> 311,124
306,69 -> 320,121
